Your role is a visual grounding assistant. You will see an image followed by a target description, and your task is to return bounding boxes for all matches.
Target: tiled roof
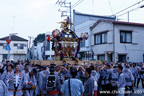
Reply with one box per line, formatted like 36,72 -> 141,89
0,35 -> 28,41
90,19 -> 144,30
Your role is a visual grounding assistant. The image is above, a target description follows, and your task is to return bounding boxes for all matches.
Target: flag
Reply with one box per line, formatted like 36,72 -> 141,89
5,44 -> 11,51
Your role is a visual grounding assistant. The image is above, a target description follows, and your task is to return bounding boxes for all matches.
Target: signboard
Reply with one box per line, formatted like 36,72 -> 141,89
6,39 -> 11,44
5,44 -> 11,51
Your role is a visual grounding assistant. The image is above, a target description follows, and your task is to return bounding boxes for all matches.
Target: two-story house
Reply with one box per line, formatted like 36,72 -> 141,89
73,10 -> 116,60
0,35 -> 28,61
91,20 -> 144,63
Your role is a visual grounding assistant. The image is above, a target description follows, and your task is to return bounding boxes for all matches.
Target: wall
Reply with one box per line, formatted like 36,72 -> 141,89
0,40 -> 28,61
114,24 -> 144,62
91,21 -> 114,61
75,20 -> 96,52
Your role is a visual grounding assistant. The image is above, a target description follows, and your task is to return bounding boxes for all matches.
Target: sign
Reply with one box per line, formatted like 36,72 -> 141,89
6,39 -> 11,44
5,44 -> 11,51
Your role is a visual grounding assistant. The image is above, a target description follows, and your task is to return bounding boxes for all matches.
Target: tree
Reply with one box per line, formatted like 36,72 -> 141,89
33,33 -> 45,46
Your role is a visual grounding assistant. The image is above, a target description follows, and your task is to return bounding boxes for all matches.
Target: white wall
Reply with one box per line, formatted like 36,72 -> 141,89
36,43 -> 43,60
0,40 -> 28,61
91,21 -> 144,62
114,24 -> 144,62
91,21 -> 114,61
75,20 -> 96,52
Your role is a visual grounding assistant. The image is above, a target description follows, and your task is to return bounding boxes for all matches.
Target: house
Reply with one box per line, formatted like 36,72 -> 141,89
0,35 -> 28,61
90,20 -> 144,63
73,10 -> 116,60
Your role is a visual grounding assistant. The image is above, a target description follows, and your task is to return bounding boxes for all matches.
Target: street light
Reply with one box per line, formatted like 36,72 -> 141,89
8,33 -> 18,60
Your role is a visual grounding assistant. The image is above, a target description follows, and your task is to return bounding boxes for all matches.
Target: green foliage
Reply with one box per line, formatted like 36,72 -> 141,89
33,33 -> 45,46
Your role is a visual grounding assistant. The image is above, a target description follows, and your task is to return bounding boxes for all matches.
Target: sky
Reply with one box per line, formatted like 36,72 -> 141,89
0,0 -> 144,43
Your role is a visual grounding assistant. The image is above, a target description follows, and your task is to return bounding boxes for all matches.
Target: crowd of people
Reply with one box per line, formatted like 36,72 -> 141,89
0,59 -> 144,96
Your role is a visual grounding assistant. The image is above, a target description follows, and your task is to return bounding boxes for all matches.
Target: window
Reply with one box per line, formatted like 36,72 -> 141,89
120,31 -> 132,43
3,54 -> 7,59
3,43 -> 7,49
118,55 -> 126,62
17,44 -> 24,49
0,43 -> 3,46
97,55 -> 105,60
95,32 -> 107,45
80,39 -> 85,47
14,44 -> 17,46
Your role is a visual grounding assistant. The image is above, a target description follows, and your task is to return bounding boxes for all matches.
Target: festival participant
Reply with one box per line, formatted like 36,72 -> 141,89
95,66 -> 101,96
35,65 -> 42,96
61,68 -> 84,96
18,61 -> 24,72
56,66 -> 65,86
0,80 -> 10,96
132,63 -> 138,87
110,66 -> 119,96
4,64 -> 14,88
84,68 -> 94,96
42,65 -> 61,96
111,65 -> 126,96
6,63 -> 27,96
122,66 -> 134,96
90,65 -> 98,96
77,65 -> 86,84
39,66 -> 49,96
3,61 -> 11,71
105,65 -> 112,96
24,69 -> 37,96
22,64 -> 30,75
99,65 -> 107,96
136,62 -> 144,88
62,63 -> 69,80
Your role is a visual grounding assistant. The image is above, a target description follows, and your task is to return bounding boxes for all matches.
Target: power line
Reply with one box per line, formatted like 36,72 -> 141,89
71,0 -> 84,9
65,0 -> 84,12
107,0 -> 113,15
114,0 -> 144,15
117,5 -> 143,17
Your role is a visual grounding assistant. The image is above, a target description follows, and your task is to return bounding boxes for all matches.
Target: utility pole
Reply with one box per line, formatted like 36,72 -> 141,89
8,35 -> 11,61
56,0 -> 72,29
128,11 -> 129,22
28,36 -> 32,60
7,33 -> 18,61
44,34 -> 47,60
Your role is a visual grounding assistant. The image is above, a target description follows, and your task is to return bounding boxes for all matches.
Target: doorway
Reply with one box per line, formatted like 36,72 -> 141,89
107,53 -> 113,62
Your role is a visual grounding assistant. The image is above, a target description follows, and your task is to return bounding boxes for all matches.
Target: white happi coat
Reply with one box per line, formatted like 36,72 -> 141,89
24,74 -> 37,96
5,72 -> 27,96
122,68 -> 134,86
0,80 -> 10,96
39,70 -> 49,95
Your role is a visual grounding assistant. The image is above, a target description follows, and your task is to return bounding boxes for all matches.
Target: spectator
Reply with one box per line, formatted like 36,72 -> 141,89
61,68 -> 84,96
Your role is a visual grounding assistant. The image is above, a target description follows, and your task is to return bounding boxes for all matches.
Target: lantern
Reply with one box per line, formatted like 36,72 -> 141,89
46,35 -> 50,42
52,29 -> 59,37
84,32 -> 88,40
